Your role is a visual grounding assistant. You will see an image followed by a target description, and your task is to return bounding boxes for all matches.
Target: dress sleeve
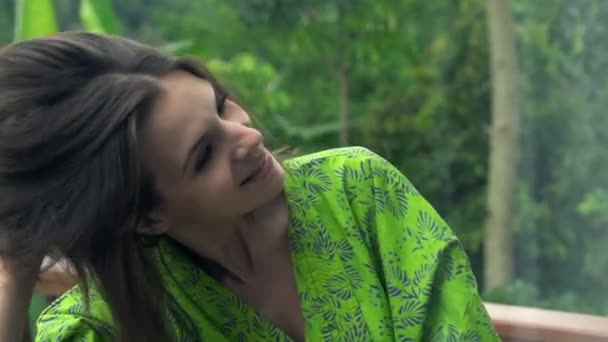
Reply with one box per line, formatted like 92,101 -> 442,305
35,314 -> 113,342
36,315 -> 113,342
346,148 -> 499,341
35,288 -> 115,342
422,239 -> 499,341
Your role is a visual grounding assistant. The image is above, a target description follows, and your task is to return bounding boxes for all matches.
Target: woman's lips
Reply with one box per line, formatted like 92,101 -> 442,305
240,150 -> 272,186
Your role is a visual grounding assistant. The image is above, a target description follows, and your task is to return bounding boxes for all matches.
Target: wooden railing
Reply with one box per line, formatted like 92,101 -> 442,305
24,264 -> 608,341
485,303 -> 608,342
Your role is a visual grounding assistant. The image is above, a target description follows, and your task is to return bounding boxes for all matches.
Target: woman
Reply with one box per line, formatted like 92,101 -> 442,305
0,32 -> 498,341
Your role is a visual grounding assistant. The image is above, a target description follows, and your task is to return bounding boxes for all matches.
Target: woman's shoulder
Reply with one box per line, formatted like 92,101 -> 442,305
284,146 -> 411,188
284,146 -> 378,164
283,146 -> 390,173
36,285 -> 115,341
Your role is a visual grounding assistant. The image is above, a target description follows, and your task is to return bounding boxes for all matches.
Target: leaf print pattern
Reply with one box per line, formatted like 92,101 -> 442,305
372,184 -> 409,219
325,273 -> 354,300
395,300 -> 427,328
344,263 -> 365,289
418,210 -> 453,244
36,147 -> 499,342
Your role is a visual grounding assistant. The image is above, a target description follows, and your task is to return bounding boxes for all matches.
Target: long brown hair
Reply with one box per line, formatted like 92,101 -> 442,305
0,32 -> 227,341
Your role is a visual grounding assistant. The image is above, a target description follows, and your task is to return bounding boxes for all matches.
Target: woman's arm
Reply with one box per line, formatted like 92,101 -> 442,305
345,148 -> 500,340
0,256 -> 41,342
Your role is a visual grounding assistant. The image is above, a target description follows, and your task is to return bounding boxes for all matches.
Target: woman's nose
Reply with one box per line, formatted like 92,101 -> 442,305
232,126 -> 264,161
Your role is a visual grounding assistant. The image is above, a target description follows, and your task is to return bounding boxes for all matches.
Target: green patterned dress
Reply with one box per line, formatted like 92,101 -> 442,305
36,147 -> 499,341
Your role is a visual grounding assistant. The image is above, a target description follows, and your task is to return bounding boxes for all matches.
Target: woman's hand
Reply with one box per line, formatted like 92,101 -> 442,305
0,255 -> 43,342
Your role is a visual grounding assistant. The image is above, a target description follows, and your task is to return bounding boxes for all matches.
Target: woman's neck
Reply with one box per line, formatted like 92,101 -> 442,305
169,191 -> 290,284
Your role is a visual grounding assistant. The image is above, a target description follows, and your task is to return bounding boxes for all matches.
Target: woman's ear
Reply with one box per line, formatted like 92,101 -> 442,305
136,211 -> 170,235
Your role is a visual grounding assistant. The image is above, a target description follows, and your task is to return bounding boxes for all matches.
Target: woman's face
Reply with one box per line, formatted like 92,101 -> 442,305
137,70 -> 285,233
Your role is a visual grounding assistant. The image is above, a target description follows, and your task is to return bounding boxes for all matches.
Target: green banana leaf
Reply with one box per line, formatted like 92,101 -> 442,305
80,0 -> 122,34
14,0 -> 58,41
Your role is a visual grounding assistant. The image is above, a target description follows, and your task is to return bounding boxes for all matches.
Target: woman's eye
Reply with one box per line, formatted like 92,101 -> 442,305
215,90 -> 227,116
194,145 -> 212,172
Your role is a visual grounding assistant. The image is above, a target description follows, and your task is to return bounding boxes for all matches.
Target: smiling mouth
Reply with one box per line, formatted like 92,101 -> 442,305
240,152 -> 267,186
